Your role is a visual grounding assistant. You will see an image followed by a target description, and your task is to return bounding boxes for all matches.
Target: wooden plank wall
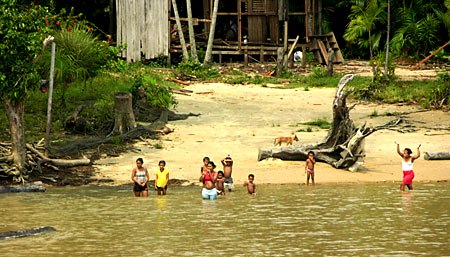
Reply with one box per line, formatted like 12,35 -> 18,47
116,0 -> 169,62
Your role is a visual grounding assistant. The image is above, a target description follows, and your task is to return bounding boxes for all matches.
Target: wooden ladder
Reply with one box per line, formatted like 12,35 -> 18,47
309,32 -> 344,65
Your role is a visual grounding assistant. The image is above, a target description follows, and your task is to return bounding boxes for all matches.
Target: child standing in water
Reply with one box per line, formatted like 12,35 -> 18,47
131,158 -> 149,197
154,160 -> 169,195
221,155 -> 234,192
200,157 -> 210,174
305,151 -> 316,186
215,171 -> 225,195
243,174 -> 256,195
396,142 -> 421,191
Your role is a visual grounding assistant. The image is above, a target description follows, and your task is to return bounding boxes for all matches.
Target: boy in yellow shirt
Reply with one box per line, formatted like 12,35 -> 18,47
154,160 -> 169,195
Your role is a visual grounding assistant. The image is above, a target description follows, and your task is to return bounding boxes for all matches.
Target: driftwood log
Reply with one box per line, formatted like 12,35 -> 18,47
0,140 -> 91,180
424,152 -> 450,160
258,74 -> 400,170
0,226 -> 56,240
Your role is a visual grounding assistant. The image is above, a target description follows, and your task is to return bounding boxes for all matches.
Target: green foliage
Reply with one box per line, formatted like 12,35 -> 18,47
145,55 -> 169,68
301,118 -> 331,129
37,23 -> 112,103
0,2 -> 52,101
154,142 -> 163,149
434,49 -> 450,62
175,61 -> 219,80
104,44 -> 130,72
371,53 -> 396,82
390,1 -> 442,57
343,0 -> 387,58
428,74 -> 450,107
130,74 -> 177,108
310,65 -> 328,78
352,78 -> 449,109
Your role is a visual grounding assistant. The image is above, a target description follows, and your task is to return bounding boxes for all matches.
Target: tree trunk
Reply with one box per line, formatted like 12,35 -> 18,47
258,74 -> 398,170
3,99 -> 27,173
204,0 -> 220,65
110,92 -> 136,135
384,0 -> 390,80
186,0 -> 198,62
171,0 -> 189,62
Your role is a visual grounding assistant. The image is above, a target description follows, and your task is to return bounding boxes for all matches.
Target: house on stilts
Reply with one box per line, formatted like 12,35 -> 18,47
115,0 -> 344,65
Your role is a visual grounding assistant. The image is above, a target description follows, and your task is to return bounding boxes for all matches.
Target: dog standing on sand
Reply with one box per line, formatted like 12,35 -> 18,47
274,135 -> 299,146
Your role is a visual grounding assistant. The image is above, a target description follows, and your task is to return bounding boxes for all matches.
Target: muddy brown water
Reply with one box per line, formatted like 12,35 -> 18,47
1,182 -> 449,256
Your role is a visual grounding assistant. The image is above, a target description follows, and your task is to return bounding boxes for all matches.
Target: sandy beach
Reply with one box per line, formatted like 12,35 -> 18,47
93,74 -> 450,186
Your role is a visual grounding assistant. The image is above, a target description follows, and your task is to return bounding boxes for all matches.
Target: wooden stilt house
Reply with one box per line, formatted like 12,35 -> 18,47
115,0 -> 344,64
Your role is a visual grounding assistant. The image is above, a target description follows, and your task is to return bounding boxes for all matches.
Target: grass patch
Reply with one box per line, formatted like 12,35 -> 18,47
301,118 -> 331,129
370,110 -> 378,117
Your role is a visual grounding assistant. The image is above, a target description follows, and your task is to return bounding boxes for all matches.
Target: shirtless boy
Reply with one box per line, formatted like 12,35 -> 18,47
305,151 -> 316,186
215,171 -> 225,195
243,174 -> 256,195
221,155 -> 234,192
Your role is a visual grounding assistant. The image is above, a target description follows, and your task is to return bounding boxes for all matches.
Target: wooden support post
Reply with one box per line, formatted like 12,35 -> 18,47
44,41 -> 56,156
327,48 -> 334,76
302,45 -> 307,67
276,47 -> 284,76
260,46 -> 264,63
283,35 -> 299,68
283,20 -> 288,52
244,46 -> 248,66
238,0 -> 242,50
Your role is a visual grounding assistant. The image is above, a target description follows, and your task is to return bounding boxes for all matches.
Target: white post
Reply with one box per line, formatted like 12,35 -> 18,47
45,41 -> 56,156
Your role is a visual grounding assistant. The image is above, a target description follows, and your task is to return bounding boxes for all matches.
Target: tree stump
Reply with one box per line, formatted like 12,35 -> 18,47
258,74 -> 394,170
110,92 -> 136,135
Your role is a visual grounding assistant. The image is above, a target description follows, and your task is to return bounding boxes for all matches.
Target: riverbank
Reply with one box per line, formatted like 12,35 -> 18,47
92,82 -> 450,186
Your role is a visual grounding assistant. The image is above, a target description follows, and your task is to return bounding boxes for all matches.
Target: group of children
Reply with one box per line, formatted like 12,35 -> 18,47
131,143 -> 419,198
200,156 -> 256,199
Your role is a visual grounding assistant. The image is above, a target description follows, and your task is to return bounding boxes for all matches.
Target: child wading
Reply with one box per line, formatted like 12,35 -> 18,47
243,174 -> 256,195
305,151 -> 316,186
396,142 -> 421,191
221,155 -> 234,192
154,160 -> 169,195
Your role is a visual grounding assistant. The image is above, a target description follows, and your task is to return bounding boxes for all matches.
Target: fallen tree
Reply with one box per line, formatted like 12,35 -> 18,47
258,74 -> 401,170
424,152 -> 450,160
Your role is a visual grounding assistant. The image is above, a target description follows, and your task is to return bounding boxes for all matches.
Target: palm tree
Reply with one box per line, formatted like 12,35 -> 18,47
343,0 -> 387,60
390,0 -> 442,57
204,0 -> 220,65
38,24 -> 110,105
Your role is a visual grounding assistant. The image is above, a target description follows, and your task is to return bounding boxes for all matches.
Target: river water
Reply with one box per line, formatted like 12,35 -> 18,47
1,182 -> 449,256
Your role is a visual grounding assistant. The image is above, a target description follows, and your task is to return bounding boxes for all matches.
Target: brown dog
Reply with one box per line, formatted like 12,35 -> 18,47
274,135 -> 299,146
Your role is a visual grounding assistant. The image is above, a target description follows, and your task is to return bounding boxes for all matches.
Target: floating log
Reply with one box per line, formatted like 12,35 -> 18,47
424,152 -> 450,160
0,226 -> 56,240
